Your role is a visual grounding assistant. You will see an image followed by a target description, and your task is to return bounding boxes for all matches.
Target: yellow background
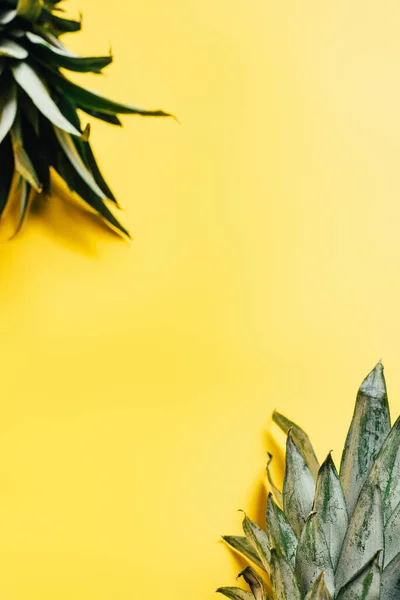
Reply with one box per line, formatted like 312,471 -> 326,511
1,0 -> 400,599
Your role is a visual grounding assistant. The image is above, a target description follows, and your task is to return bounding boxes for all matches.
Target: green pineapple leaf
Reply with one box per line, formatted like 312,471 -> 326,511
25,31 -> 113,73
313,453 -> 348,571
272,411 -> 319,478
0,38 -> 28,58
304,572 -> 333,600
384,502 -> 400,567
266,493 -> 298,569
219,363 -> 399,600
216,588 -> 254,600
381,552 -> 400,600
222,536 -> 265,571
11,62 -> 82,136
270,548 -> 302,600
241,512 -> 271,573
44,69 -> 171,117
335,468 -> 384,592
283,432 -> 315,537
0,77 -> 17,144
294,512 -> 334,598
336,550 -> 382,600
0,0 -> 171,236
10,116 -> 42,191
370,415 -> 400,523
340,361 -> 390,517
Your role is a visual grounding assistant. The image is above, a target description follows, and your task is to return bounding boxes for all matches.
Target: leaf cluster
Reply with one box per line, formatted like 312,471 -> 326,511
218,362 -> 400,599
0,0 -> 170,236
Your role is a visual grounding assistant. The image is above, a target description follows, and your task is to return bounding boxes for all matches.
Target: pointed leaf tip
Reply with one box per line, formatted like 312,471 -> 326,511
359,362 -> 387,399
222,535 -> 265,571
314,451 -> 348,572
273,411 -> 319,478
336,549 -> 383,600
304,571 -> 333,600
340,363 -> 390,517
295,511 -> 335,597
283,432 -> 316,536
266,491 -> 298,568
241,512 -> 271,573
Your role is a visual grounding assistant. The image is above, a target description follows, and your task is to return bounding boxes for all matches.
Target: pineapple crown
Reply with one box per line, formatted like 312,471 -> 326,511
0,0 -> 170,237
218,362 -> 400,600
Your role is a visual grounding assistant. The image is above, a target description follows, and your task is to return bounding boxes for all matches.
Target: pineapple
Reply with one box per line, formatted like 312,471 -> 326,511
218,362 -> 400,599
0,0 -> 170,237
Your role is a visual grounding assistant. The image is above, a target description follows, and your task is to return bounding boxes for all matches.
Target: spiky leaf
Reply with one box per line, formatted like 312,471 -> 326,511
336,551 -> 382,600
384,501 -> 400,568
266,493 -> 298,568
313,453 -> 348,570
340,362 -> 390,517
53,126 -> 108,200
0,78 -> 17,145
304,572 -> 333,600
335,468 -> 384,592
381,552 -> 400,600
283,432 -> 316,537
294,512 -> 335,597
273,411 -> 319,478
45,69 -> 171,117
241,513 -> 270,573
0,0 -> 170,236
216,588 -> 254,600
0,39 -> 28,59
11,62 -> 82,137
222,536 -> 264,571
25,31 -> 113,73
370,415 -> 400,523
10,117 -> 42,191
270,548 -> 302,600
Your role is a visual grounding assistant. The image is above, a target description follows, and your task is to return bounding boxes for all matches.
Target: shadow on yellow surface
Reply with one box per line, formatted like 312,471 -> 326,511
29,182 -> 127,257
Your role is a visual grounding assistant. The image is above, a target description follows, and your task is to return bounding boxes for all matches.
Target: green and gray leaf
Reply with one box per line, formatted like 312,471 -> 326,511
222,536 -> 264,571
266,493 -> 298,568
216,588 -> 254,600
336,551 -> 382,600
381,551 -> 400,600
270,548 -> 302,600
340,361 -> 390,517
304,572 -> 333,600
335,468 -> 384,592
294,512 -> 335,598
273,411 -> 319,478
241,513 -> 271,573
313,453 -> 348,570
384,501 -> 400,567
283,432 -> 316,537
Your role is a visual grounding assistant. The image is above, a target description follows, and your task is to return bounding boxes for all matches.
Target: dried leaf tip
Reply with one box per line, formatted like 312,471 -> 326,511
359,361 -> 387,399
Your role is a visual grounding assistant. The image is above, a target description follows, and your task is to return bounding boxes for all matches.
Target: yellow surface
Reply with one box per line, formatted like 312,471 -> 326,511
1,1 -> 400,599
